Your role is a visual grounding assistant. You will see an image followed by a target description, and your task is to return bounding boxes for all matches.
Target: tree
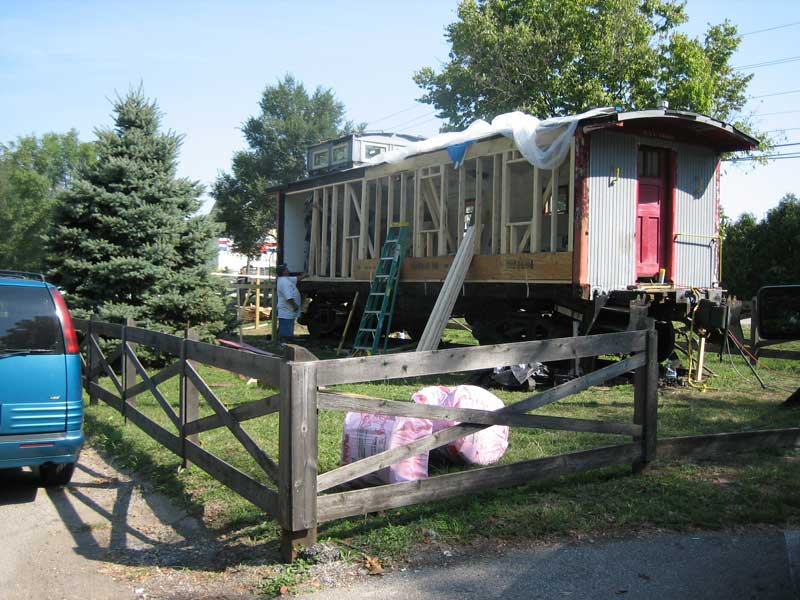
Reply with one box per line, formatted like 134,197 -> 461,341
47,89 -> 228,336
0,131 -> 94,271
723,194 -> 800,299
213,74 -> 360,257
414,0 -> 753,131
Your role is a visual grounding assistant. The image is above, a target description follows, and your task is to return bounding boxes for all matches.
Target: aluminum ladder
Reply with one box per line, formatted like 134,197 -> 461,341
351,224 -> 410,356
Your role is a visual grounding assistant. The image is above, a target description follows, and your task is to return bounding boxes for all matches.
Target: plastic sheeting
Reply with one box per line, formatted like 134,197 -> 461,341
368,107 -> 616,171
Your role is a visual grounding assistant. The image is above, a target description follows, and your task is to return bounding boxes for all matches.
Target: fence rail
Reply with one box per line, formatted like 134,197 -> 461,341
73,317 -> 799,562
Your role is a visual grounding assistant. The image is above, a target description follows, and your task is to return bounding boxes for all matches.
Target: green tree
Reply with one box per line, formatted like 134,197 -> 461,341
213,74 -> 360,257
0,131 -> 95,271
414,0 -> 753,130
723,194 -> 800,299
47,89 -> 228,336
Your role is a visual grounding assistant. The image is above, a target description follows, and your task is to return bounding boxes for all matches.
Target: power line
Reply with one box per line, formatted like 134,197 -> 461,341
741,21 -> 800,36
755,109 -> 800,117
395,115 -> 443,134
753,89 -> 800,99
765,127 -> 800,133
734,55 -> 800,70
365,104 -> 426,127
385,110 -> 438,132
725,152 -> 800,162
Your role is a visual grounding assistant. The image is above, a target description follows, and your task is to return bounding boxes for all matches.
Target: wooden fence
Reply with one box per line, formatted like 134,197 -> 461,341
74,317 -> 665,560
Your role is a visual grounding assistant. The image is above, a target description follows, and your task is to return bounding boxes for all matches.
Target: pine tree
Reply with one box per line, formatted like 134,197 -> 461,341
47,88 -> 228,337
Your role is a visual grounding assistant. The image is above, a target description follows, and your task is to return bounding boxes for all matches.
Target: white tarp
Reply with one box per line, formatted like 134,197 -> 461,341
368,107 -> 616,171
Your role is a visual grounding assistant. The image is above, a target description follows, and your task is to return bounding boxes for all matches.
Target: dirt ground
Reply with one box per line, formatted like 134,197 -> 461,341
0,446 -> 276,600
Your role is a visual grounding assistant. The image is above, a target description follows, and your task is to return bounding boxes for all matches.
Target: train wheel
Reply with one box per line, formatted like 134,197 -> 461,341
304,301 -> 343,337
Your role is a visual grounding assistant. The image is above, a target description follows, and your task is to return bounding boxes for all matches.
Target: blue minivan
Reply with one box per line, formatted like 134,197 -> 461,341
0,271 -> 83,486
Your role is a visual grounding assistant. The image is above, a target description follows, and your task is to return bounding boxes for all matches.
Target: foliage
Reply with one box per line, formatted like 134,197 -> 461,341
723,194 -> 800,299
414,0 -> 753,132
47,88 -> 229,337
212,74 -> 361,257
0,131 -> 95,271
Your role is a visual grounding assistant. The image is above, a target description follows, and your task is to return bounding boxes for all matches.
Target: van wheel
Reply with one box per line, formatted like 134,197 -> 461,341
40,462 -> 75,487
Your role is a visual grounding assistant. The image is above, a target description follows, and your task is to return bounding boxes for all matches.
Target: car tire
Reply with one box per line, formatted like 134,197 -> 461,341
40,462 -> 75,487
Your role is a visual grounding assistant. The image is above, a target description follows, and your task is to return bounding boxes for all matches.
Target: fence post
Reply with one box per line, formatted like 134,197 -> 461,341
633,325 -> 659,473
279,345 -> 319,561
88,314 -> 99,405
122,317 -> 137,409
180,328 -> 200,468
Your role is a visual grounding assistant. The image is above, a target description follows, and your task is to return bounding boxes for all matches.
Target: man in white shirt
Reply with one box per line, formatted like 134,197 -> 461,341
276,263 -> 304,343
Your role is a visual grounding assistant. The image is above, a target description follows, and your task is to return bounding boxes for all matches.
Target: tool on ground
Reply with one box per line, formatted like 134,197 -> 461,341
351,224 -> 410,355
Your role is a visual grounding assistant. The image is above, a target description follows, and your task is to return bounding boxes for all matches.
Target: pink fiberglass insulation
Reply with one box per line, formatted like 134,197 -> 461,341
341,412 -> 432,485
412,385 -> 509,466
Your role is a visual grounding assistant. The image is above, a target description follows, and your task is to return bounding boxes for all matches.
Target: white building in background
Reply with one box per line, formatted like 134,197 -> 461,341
216,235 -> 277,274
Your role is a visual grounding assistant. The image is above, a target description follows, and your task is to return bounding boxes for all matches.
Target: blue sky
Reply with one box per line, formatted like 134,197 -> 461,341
1,0 -> 798,219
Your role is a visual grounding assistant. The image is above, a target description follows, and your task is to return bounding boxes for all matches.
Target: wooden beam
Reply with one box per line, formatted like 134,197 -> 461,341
309,189 -> 320,275
550,165 -> 559,253
315,329 -> 646,385
568,139 -> 575,251
184,393 -> 280,436
386,175 -> 394,233
126,343 -> 181,429
125,326 -> 183,355
318,391 -> 640,435
491,154 -> 501,255
341,183 -> 352,277
532,166 -> 542,253
359,179 -> 368,259
399,172 -> 407,223
184,339 -> 282,385
317,443 -> 639,522
500,153 -> 509,254
457,164 -> 466,246
413,171 -> 422,257
320,187 -> 329,275
373,179 -> 383,257
330,185 -> 339,278
438,166 -> 448,256
474,158 -> 483,254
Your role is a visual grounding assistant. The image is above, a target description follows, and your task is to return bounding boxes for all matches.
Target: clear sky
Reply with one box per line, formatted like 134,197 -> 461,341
1,0 -> 797,220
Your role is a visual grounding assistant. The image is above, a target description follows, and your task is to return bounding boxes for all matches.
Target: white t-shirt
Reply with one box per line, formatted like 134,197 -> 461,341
277,276 -> 301,319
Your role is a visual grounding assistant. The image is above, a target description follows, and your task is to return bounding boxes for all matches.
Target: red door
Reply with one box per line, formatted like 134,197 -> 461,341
636,147 -> 669,278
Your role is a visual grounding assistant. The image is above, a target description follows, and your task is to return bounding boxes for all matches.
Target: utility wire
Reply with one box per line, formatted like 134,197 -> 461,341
741,20 -> 800,36
734,55 -> 800,70
395,115 -> 442,134
752,89 -> 800,99
385,111 -> 438,132
755,109 -> 800,117
365,104 -> 427,127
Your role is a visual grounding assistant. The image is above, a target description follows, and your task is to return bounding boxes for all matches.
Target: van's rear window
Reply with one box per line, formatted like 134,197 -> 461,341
0,286 -> 64,354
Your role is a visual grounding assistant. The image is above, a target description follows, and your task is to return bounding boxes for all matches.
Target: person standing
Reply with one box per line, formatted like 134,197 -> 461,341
276,263 -> 304,343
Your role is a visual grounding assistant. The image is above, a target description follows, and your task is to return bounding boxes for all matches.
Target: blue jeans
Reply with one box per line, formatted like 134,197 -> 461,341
279,318 -> 295,339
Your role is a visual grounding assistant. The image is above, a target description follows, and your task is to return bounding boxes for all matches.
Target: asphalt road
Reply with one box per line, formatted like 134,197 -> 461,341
304,529 -> 800,600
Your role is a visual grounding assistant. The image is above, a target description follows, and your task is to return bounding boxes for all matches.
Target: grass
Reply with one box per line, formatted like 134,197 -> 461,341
84,320 -> 800,567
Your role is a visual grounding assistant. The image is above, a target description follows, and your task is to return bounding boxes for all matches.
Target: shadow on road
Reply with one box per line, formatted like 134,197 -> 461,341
0,467 -> 39,506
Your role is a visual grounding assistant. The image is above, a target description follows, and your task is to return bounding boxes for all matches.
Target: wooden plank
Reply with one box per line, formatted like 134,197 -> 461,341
457,164 -> 466,246
438,167 -> 448,255
359,179 -> 368,260
317,443 -> 639,522
320,187 -> 329,276
568,139 -> 575,251
184,393 -> 280,436
491,154 -> 501,255
279,350 -> 319,540
91,320 -> 124,338
126,343 -> 181,430
124,402 -> 182,455
183,438 -> 279,517
73,318 -> 89,332
352,251 -> 573,283
417,226 -> 476,351
186,364 -> 279,484
373,179 -> 383,257
89,381 -> 122,412
550,166 -> 559,252
315,330 -> 646,386
184,339 -> 281,385
318,391 -> 640,436
500,153 -> 509,254
657,427 -> 800,460
125,360 -> 181,400
89,336 -> 123,394
399,172 -> 408,224
309,189 -> 320,275
330,184 -> 339,277
341,184 -> 352,277
474,158 -> 483,254
386,176 -> 394,234
125,326 -> 183,355
532,166 -> 542,253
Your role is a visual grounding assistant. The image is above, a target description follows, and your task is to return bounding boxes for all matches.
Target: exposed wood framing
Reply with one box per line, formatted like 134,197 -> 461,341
373,179 -> 383,257
399,172 -> 407,224
358,179 -> 368,259
330,185 -> 338,278
532,165 -> 542,253
457,164 -> 466,246
341,183 -> 352,277
568,139 -> 575,251
550,165 -> 559,252
309,190 -> 320,275
492,154 -> 501,255
320,187 -> 329,276
413,170 -> 422,257
500,153 -> 509,254
438,166 -> 448,255
474,158 -> 483,254
386,175 -> 394,233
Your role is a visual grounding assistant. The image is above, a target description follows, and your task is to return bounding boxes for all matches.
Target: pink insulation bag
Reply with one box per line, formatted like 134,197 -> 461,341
340,411 -> 432,484
412,385 -> 509,466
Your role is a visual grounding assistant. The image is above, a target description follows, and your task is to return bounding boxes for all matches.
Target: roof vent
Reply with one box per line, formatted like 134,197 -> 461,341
657,99 -> 670,110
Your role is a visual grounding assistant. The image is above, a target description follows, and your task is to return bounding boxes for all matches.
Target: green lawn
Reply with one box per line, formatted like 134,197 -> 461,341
84,322 -> 800,562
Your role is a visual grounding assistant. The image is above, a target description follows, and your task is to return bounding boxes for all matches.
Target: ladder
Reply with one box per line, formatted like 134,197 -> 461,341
351,224 -> 410,356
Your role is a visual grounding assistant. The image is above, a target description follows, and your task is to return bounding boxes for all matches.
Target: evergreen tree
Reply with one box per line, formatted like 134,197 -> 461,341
47,89 -> 227,336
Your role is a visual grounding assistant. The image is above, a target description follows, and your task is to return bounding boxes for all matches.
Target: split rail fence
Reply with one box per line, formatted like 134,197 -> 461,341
74,317 -> 665,560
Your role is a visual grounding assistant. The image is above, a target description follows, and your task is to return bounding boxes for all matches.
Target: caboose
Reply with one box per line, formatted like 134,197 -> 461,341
269,107 -> 757,359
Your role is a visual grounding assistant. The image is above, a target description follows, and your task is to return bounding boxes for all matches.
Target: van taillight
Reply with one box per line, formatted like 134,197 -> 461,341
50,288 -> 79,354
